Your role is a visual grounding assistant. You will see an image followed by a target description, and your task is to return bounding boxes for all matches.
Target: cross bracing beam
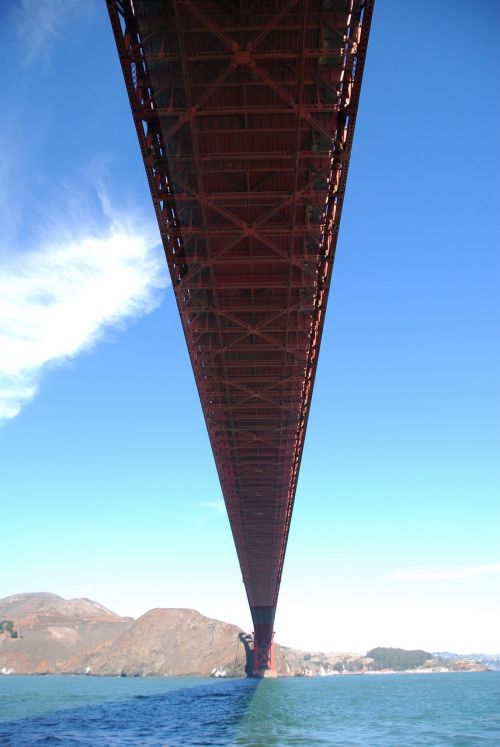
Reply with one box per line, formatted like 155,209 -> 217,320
107,0 -> 373,676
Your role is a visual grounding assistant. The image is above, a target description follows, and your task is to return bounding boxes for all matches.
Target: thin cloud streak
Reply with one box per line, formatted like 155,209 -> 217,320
0,186 -> 167,422
393,563 -> 500,582
12,0 -> 83,65
198,501 -> 226,517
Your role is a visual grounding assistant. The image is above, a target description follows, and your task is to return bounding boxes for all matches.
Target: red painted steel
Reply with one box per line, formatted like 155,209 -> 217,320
253,622 -> 276,677
107,0 -> 373,671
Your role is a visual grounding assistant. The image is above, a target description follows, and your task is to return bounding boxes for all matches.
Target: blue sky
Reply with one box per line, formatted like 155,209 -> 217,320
0,0 -> 498,654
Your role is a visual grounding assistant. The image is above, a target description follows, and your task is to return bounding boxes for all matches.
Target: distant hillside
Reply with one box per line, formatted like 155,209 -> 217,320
0,594 -> 251,676
433,652 -> 500,672
0,593 -> 132,675
0,593 -> 118,620
367,647 -> 431,670
0,593 -> 488,677
68,608 -> 250,677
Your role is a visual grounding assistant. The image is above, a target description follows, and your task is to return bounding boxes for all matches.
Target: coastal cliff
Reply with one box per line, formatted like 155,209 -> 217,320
0,593 -> 489,677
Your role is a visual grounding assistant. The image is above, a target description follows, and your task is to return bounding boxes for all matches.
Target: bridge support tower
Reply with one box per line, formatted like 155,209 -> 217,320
251,607 -> 277,677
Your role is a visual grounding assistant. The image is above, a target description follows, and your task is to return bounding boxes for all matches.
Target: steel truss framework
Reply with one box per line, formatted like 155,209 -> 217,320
108,0 -> 373,674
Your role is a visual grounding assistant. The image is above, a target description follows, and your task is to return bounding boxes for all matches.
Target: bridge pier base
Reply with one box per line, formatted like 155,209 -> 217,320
252,624 -> 276,678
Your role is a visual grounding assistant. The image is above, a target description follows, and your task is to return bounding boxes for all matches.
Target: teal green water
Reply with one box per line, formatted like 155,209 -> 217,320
0,672 -> 499,745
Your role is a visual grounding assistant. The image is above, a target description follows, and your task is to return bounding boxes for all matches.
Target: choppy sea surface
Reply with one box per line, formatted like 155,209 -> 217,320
0,672 -> 499,746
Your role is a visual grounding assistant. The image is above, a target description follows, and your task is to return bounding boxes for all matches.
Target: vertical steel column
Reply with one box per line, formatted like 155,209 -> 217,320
251,606 -> 277,677
253,627 -> 276,677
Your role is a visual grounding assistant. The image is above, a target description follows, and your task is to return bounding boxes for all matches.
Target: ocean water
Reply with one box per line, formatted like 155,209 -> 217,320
0,672 -> 499,746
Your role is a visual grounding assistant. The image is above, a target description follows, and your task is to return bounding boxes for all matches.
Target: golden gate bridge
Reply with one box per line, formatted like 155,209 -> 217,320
107,0 -> 373,677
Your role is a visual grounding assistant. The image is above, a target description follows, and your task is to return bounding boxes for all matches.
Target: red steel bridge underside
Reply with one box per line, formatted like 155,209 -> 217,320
108,0 -> 373,676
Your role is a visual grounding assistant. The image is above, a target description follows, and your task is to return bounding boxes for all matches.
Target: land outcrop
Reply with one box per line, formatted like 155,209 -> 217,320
0,593 -> 488,677
0,593 -> 132,675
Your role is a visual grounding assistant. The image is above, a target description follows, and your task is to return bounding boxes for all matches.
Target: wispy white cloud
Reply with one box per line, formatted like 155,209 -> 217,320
393,563 -> 500,582
198,500 -> 226,518
12,0 -> 84,65
0,185 -> 167,422
1,6 -> 169,423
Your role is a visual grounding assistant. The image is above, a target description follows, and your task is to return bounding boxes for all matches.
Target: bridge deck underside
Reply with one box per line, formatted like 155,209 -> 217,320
108,0 -> 372,624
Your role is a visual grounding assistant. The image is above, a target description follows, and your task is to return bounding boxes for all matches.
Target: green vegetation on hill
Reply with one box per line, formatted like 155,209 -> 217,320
0,620 -> 17,638
367,647 -> 431,670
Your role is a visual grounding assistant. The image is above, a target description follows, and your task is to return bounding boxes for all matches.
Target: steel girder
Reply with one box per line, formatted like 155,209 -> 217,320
107,0 -> 373,641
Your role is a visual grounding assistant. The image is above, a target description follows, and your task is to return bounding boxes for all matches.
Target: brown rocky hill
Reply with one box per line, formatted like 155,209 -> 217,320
0,593 -> 353,676
74,608 -> 248,677
0,593 -> 132,675
0,593 -> 487,676
0,592 -> 117,620
0,594 -> 252,676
